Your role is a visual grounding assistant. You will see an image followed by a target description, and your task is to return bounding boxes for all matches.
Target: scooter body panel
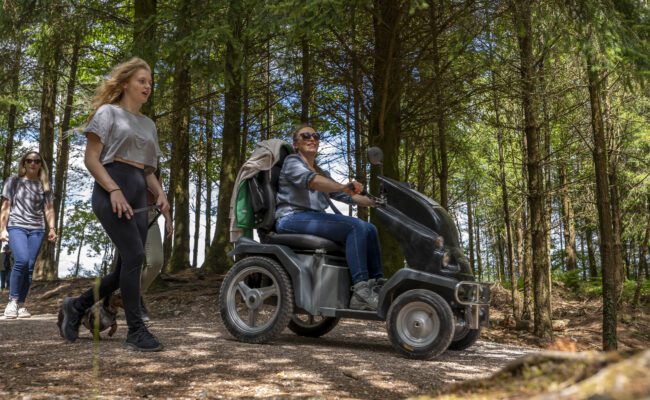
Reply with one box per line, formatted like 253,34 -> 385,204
229,237 -> 351,315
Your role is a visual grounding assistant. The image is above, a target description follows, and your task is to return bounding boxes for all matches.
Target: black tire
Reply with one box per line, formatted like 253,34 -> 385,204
219,256 -> 294,344
287,314 -> 340,337
448,327 -> 481,351
386,289 -> 455,360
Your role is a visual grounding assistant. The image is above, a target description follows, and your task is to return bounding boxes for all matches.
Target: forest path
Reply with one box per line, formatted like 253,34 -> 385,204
0,313 -> 532,399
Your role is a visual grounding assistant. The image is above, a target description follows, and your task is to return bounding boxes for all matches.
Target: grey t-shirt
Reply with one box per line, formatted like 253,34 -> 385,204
275,154 -> 353,219
2,176 -> 53,230
84,104 -> 161,174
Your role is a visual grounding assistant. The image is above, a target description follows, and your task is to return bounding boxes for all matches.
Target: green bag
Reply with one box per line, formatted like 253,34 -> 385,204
234,180 -> 253,238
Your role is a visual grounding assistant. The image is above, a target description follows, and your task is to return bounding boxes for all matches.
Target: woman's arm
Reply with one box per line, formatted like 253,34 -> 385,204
145,173 -> 170,213
351,194 -> 376,207
85,134 -> 119,191
44,203 -> 57,242
0,199 -> 10,241
309,175 -> 362,195
85,133 -> 134,219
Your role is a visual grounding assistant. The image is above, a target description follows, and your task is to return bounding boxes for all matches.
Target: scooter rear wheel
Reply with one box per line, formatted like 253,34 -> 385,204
386,289 -> 454,359
288,314 -> 339,337
219,256 -> 294,343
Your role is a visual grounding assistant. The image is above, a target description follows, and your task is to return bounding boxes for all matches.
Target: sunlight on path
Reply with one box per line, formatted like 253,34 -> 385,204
0,314 -> 533,399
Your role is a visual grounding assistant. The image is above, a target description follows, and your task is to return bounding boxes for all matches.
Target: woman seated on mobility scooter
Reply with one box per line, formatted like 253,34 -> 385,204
275,124 -> 384,311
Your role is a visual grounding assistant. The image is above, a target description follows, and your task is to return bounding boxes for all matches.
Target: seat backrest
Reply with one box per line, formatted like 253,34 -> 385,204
248,144 -> 293,237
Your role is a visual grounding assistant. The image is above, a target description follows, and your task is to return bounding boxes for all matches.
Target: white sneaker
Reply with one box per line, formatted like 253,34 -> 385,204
3,300 -> 18,319
17,306 -> 31,318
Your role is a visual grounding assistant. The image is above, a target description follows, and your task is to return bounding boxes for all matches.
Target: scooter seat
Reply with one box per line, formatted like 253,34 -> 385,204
263,232 -> 344,254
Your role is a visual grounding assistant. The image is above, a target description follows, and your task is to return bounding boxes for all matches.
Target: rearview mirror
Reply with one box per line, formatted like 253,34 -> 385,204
367,147 -> 383,166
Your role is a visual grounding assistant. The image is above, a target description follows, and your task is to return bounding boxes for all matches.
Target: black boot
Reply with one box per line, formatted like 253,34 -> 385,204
124,325 -> 163,352
59,297 -> 84,343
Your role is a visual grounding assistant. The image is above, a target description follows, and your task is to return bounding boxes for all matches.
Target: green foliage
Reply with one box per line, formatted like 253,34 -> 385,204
553,269 -> 650,305
621,278 -> 650,303
579,277 -> 604,298
554,269 -> 583,291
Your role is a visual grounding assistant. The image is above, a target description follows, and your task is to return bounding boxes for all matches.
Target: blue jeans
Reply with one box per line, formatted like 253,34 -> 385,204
276,211 -> 383,283
7,227 -> 45,302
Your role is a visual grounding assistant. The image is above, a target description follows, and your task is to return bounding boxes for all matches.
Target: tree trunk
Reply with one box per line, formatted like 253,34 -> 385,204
369,0 -> 404,276
203,0 -> 243,273
586,227 -> 598,278
495,88 -> 518,317
2,40 -> 22,183
240,42 -> 250,164
346,84 -> 353,217
559,163 -> 578,271
603,79 -> 626,294
475,216 -> 483,281
512,0 -> 552,339
52,29 -> 82,274
522,203 -> 534,321
264,36 -> 272,140
579,232 -> 587,279
301,37 -> 311,123
515,207 -> 524,278
586,52 -> 618,350
193,123 -> 204,267
429,0 -> 448,209
34,35 -> 63,282
74,224 -> 87,278
168,0 -> 193,273
467,190 -> 476,276
204,98 -> 214,257
540,59 -> 553,291
351,4 -> 368,222
494,228 -> 504,283
163,172 -> 174,268
55,168 -> 67,267
193,167 -> 202,268
633,198 -> 649,309
133,0 -> 157,116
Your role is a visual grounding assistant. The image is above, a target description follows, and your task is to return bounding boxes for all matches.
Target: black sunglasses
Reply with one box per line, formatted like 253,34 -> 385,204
25,159 -> 42,165
299,132 -> 320,141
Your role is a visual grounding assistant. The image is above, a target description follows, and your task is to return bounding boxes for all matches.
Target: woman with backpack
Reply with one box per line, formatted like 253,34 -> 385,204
58,57 -> 169,352
1,151 -> 57,318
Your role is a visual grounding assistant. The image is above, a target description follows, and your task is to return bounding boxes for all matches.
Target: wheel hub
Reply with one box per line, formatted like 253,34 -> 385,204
407,311 -> 433,339
396,301 -> 441,347
245,291 -> 262,309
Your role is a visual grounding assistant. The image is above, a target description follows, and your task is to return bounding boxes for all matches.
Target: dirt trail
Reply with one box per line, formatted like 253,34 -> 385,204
0,311 -> 532,399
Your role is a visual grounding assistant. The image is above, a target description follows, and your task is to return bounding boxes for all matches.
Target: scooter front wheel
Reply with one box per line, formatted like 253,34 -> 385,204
386,289 -> 454,359
219,256 -> 294,343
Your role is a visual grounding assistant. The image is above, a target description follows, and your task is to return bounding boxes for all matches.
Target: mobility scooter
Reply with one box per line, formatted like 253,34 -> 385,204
219,145 -> 489,359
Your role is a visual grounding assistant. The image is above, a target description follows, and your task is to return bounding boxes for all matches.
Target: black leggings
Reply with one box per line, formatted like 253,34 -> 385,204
76,162 -> 148,331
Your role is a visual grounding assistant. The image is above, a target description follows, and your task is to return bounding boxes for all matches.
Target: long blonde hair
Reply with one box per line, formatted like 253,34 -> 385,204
87,57 -> 151,120
17,151 -> 51,192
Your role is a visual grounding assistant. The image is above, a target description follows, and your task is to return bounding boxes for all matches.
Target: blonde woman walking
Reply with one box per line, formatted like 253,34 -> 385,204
58,57 -> 169,351
1,151 -> 57,318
